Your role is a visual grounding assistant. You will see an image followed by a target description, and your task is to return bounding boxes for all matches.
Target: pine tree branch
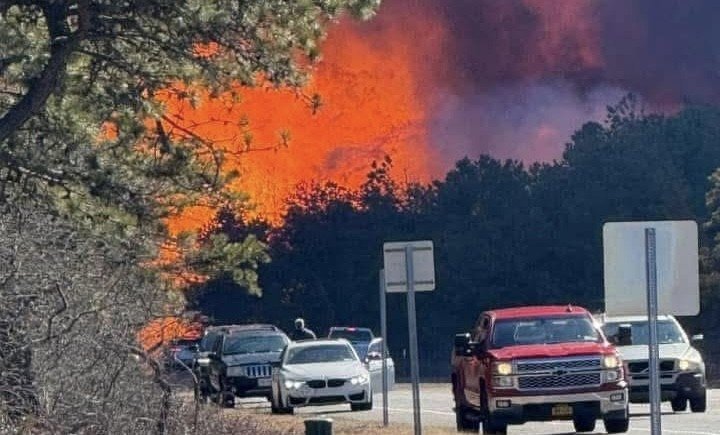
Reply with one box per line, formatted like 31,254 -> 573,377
0,0 -> 90,144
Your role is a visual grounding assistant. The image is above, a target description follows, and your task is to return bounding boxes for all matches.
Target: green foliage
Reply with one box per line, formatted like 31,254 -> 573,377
182,232 -> 270,296
1,0 -> 379,291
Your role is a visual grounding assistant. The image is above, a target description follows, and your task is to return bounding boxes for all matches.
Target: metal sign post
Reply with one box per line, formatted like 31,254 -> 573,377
405,245 -> 422,435
383,241 -> 435,435
604,221 -> 700,435
645,228 -> 661,435
379,269 -> 389,427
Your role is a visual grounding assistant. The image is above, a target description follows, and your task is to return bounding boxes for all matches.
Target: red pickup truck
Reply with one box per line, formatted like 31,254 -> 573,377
451,305 -> 629,434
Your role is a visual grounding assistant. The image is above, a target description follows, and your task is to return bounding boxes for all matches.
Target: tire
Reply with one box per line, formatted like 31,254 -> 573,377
217,377 -> 235,409
479,385 -> 506,435
671,396 -> 687,412
573,415 -> 597,432
222,393 -> 235,409
351,399 -> 373,411
690,390 -> 707,413
455,405 -> 480,432
604,415 -> 630,434
271,403 -> 292,414
482,418 -> 507,435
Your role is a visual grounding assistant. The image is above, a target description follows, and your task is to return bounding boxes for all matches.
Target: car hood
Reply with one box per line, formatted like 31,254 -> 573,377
490,342 -> 614,360
281,361 -> 366,380
615,343 -> 693,361
222,351 -> 282,366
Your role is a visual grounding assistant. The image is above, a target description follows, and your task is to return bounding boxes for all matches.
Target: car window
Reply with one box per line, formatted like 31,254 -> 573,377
285,344 -> 357,364
491,316 -> 600,348
368,341 -> 381,354
602,320 -> 685,345
199,332 -> 218,351
328,329 -> 373,343
222,335 -> 288,355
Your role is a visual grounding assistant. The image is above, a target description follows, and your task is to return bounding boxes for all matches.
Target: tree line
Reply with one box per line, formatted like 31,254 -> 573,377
191,97 -> 720,378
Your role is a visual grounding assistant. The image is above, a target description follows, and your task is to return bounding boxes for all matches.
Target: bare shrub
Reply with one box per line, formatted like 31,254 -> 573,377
0,202 -> 183,434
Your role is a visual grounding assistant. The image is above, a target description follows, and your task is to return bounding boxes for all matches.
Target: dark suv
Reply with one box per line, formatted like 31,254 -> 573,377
203,324 -> 289,407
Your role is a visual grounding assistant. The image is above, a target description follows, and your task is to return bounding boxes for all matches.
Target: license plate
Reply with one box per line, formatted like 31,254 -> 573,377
551,404 -> 573,417
257,378 -> 272,387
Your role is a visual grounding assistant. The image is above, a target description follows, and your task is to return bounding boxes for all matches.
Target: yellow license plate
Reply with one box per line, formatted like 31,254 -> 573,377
551,404 -> 573,417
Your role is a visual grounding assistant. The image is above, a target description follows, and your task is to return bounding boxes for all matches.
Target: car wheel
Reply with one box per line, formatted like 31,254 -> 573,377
351,401 -> 373,411
482,418 -> 507,435
603,414 -> 630,434
690,390 -> 707,413
217,377 -> 235,409
479,385 -> 506,435
573,415 -> 597,432
671,396 -> 687,412
270,401 -> 282,414
455,404 -> 480,432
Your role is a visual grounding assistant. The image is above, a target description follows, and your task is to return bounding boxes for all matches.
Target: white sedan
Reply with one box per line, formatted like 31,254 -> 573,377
271,339 -> 373,414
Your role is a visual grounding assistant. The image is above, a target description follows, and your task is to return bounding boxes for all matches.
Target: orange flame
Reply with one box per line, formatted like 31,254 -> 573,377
163,13 -> 444,233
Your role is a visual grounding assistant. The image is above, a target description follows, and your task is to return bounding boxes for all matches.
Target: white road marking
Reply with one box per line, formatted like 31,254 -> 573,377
631,429 -> 719,435
387,407 -> 455,416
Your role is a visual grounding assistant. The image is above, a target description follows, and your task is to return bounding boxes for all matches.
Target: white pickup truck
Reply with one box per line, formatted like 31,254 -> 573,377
599,314 -> 706,413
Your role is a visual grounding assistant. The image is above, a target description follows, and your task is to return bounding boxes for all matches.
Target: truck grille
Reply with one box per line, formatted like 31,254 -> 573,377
518,372 -> 601,390
241,364 -> 272,378
517,357 -> 600,373
515,357 -> 603,391
628,360 -> 675,374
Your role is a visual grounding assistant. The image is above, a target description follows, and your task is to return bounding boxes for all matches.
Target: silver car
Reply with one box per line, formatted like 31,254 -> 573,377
271,339 -> 373,414
601,314 -> 706,412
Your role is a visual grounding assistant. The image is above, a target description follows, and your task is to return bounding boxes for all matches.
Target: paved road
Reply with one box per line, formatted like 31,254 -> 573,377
236,384 -> 720,434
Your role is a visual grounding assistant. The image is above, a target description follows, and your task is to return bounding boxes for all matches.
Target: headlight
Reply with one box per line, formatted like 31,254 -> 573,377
350,374 -> 370,385
283,379 -> 304,389
196,357 -> 210,365
678,359 -> 701,371
493,362 -> 513,376
602,355 -> 620,369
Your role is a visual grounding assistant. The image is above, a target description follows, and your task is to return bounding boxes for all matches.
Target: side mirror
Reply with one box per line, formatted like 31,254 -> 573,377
691,334 -> 704,342
454,333 -> 472,356
366,351 -> 383,361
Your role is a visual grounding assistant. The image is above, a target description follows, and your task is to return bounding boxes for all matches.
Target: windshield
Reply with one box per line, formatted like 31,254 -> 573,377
492,315 -> 601,348
328,329 -> 372,343
285,344 -> 357,364
223,334 -> 287,355
602,320 -> 685,345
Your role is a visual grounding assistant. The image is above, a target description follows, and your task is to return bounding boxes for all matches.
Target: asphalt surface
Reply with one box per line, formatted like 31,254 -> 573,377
235,384 -> 720,434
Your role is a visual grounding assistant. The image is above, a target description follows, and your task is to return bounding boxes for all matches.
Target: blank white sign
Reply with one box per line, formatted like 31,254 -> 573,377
383,241 -> 435,292
603,221 -> 699,316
